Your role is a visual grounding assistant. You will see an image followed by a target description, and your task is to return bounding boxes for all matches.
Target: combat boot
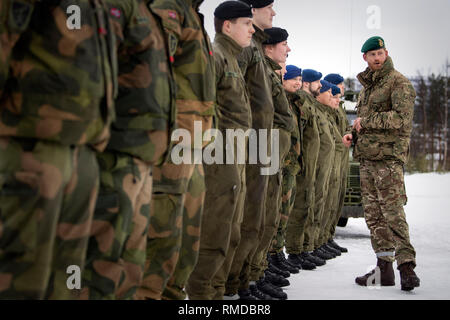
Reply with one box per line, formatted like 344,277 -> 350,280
268,262 -> 290,278
256,278 -> 287,300
264,270 -> 290,287
248,284 -> 273,300
288,254 -> 316,270
237,289 -> 258,300
328,239 -> 348,253
301,251 -> 326,266
313,248 -> 333,260
320,244 -> 338,258
355,258 -> 395,287
269,252 -> 300,274
398,262 -> 420,291
323,243 -> 341,256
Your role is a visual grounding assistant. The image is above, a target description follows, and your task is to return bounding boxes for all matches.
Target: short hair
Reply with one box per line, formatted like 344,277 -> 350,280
214,17 -> 238,34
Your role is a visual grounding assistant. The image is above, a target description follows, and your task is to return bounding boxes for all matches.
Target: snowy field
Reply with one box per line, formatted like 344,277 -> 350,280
287,172 -> 450,300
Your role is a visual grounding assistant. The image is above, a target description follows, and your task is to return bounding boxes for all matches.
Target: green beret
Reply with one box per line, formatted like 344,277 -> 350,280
361,36 -> 386,53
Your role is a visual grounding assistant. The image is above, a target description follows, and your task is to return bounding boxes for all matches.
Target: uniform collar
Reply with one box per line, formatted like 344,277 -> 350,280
265,56 -> 282,72
215,33 -> 244,56
253,25 -> 270,44
357,56 -> 394,88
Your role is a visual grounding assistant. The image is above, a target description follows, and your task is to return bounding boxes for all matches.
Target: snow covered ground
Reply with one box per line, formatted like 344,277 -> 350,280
287,172 -> 450,300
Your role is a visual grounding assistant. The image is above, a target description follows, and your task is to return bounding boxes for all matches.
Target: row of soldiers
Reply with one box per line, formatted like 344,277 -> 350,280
0,0 -> 349,300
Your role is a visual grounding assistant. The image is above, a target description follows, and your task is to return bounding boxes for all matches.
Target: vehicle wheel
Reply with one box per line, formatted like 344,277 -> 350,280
337,218 -> 348,227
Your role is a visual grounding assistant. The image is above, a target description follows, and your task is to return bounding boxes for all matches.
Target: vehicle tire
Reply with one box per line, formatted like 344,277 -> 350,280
337,218 -> 348,227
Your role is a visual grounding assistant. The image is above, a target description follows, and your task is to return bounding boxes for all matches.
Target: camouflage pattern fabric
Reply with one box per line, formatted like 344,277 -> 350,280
81,0 -> 172,300
224,25 -> 274,295
353,56 -> 416,165
285,92 -> 320,254
137,0 -> 215,300
360,159 -> 416,266
355,56 -> 416,266
0,0 -> 116,299
81,151 -> 152,300
185,32 -> 250,300
0,138 -> 99,299
0,0 -> 117,152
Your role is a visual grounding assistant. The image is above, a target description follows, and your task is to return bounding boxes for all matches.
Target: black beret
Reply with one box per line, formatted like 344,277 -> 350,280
263,27 -> 288,45
239,0 -> 274,9
215,1 -> 253,20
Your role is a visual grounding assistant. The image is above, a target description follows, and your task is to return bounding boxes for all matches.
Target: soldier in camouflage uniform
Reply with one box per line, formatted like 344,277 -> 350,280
285,70 -> 326,269
81,0 -> 172,300
323,74 -> 349,253
344,36 -> 420,291
136,0 -> 216,300
248,27 -> 293,300
0,0 -> 116,299
221,0 -> 275,300
317,85 -> 346,254
185,1 -> 254,300
269,65 -> 302,264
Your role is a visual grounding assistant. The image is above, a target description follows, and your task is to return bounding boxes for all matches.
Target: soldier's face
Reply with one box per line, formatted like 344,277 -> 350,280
228,18 -> 255,48
309,80 -> 322,97
269,41 -> 290,64
331,95 -> 341,108
337,83 -> 345,96
253,4 -> 276,29
363,48 -> 388,71
283,76 -> 302,93
317,89 -> 332,105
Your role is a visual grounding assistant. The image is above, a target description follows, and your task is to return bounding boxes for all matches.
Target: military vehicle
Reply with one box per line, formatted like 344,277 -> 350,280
339,91 -> 364,227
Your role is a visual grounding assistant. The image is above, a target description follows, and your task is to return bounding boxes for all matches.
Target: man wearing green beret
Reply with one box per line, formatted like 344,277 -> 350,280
343,36 -> 420,291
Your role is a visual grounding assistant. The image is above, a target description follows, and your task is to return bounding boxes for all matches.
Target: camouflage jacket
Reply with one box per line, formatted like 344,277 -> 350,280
315,101 -> 336,160
237,25 -> 274,131
0,0 -> 117,151
354,56 -> 416,164
150,0 -> 216,149
324,106 -> 344,154
283,92 -> 302,176
337,100 -> 351,136
213,33 -> 251,131
265,56 -> 294,133
105,0 -> 172,165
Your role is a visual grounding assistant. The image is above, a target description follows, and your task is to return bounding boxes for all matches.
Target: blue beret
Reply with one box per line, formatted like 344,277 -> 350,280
331,85 -> 341,96
319,80 -> 333,93
284,65 -> 302,80
214,1 -> 253,20
302,69 -> 322,83
240,0 -> 274,8
324,73 -> 344,85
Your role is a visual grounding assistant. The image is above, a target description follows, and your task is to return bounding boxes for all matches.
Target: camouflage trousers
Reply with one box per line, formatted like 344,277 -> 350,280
82,151 -> 152,300
186,160 -> 246,300
0,137 -> 99,299
360,159 -> 416,266
250,129 -> 291,281
136,161 -> 204,300
285,171 -> 315,255
270,168 -> 297,254
318,151 -> 342,246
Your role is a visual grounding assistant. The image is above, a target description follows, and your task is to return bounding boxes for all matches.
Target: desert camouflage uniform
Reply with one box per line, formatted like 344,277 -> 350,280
0,0 -> 116,299
137,0 -> 215,300
222,25 -> 274,296
353,56 -> 416,266
249,56 -> 293,281
186,32 -> 251,300
82,0 -> 172,300
285,90 -> 320,254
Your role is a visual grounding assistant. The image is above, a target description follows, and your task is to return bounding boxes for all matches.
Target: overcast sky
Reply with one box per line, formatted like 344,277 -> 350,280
200,0 -> 450,79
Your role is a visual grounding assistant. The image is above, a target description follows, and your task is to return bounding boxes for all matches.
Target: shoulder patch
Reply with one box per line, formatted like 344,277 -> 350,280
168,33 -> 177,59
110,8 -> 121,19
9,0 -> 34,32
168,11 -> 177,20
